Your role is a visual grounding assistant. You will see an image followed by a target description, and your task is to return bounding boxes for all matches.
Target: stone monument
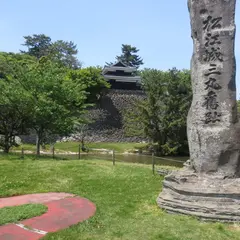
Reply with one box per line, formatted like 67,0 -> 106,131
157,0 -> 240,222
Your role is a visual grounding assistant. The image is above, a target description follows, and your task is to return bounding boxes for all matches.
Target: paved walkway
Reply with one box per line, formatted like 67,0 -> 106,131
0,193 -> 96,239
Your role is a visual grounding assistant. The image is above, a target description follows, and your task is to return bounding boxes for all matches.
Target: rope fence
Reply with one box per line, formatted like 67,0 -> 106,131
3,144 -> 186,174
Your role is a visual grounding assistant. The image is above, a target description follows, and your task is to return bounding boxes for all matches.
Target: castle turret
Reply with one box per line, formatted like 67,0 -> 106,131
102,61 -> 141,89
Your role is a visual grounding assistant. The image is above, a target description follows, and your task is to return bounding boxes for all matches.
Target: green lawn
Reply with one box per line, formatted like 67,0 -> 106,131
0,204 -> 47,226
14,142 -> 148,153
0,155 -> 239,240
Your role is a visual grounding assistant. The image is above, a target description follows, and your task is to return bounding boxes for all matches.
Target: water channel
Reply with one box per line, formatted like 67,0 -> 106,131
79,153 -> 188,168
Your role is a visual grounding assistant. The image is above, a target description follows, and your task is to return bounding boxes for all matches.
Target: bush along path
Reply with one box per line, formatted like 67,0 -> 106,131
0,192 -> 96,240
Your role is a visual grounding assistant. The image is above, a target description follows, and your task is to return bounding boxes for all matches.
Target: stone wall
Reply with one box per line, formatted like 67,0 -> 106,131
66,89 -> 147,142
21,89 -> 148,144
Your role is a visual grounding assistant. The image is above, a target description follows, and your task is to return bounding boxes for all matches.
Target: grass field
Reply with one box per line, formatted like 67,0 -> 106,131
14,142 -> 148,153
0,204 -> 47,226
0,155 -> 239,240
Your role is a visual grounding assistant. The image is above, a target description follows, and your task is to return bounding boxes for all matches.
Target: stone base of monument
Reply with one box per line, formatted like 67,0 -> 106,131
157,169 -> 240,222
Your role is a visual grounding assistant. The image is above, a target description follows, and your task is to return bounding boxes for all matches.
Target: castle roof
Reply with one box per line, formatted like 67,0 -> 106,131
102,61 -> 137,75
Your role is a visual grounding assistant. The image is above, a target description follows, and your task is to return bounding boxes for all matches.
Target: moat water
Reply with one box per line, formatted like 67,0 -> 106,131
79,153 -> 187,167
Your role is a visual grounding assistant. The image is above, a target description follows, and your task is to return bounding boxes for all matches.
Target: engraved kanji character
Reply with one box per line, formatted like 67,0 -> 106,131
203,47 -> 223,62
205,33 -> 221,47
205,111 -> 221,124
202,91 -> 219,110
203,16 -> 222,31
204,78 -> 222,90
204,64 -> 221,76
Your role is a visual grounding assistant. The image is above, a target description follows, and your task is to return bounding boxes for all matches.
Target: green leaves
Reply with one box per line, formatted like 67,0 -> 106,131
107,44 -> 143,68
24,59 -> 87,137
66,66 -> 110,104
0,53 -> 36,152
21,34 -> 81,69
124,68 -> 192,156
21,34 -> 52,59
0,50 -> 109,154
116,44 -> 144,68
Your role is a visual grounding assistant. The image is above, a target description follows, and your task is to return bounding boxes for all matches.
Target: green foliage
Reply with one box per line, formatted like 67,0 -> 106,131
0,52 -> 36,152
237,100 -> 240,113
0,52 -> 93,154
107,44 -> 143,68
0,204 -> 47,225
50,40 -> 81,69
66,66 -> 110,104
0,52 -> 36,78
21,34 -> 81,69
124,68 -> 192,156
117,44 -> 143,68
0,50 -> 109,154
53,141 -> 148,153
21,34 -> 52,59
123,99 -> 146,138
17,57 -> 89,154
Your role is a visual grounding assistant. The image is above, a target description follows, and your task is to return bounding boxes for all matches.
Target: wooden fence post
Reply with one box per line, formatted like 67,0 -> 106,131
52,146 -> 55,159
152,152 -> 155,174
21,147 -> 24,159
112,150 -> 115,166
78,144 -> 81,159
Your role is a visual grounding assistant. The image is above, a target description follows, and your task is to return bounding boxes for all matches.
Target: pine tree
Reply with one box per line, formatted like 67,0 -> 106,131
116,44 -> 143,68
106,44 -> 143,68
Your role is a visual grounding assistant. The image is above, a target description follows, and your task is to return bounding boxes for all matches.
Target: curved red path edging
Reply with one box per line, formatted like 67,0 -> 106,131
0,193 -> 96,240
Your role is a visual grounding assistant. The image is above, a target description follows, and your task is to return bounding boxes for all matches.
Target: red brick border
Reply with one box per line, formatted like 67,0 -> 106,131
0,193 -> 96,239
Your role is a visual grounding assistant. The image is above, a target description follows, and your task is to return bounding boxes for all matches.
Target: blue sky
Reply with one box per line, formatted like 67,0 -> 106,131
1,0 -> 240,95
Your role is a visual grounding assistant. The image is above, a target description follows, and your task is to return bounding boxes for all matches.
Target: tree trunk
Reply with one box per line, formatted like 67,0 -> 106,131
3,135 -> 11,153
3,144 -> 10,153
3,147 -> 10,153
81,136 -> 85,152
36,133 -> 41,156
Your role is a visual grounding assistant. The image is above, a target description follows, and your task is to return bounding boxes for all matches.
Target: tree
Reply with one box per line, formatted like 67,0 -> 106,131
0,50 -> 109,154
123,99 -> 146,138
124,68 -> 192,156
0,53 -> 35,153
237,100 -> 240,112
139,69 -> 170,151
51,40 -> 81,69
0,52 -> 36,78
117,44 -> 143,68
66,66 -> 110,104
159,68 -> 192,155
0,86 -> 33,153
21,34 -> 81,69
106,44 -> 143,68
21,34 -> 52,59
0,54 -> 89,155
20,57 -> 88,155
